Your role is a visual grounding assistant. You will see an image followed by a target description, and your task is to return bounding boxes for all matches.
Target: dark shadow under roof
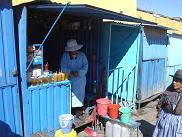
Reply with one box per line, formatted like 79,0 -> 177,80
29,4 -> 156,24
142,24 -> 176,30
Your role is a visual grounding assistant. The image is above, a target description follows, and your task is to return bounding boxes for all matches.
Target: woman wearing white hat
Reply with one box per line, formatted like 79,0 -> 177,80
61,39 -> 88,109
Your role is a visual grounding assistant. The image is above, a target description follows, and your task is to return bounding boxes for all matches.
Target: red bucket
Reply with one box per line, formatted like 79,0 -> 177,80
96,98 -> 111,116
108,104 -> 120,119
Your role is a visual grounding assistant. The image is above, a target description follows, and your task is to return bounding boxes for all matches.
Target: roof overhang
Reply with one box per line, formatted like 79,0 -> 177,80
28,4 -> 156,24
142,24 -> 175,30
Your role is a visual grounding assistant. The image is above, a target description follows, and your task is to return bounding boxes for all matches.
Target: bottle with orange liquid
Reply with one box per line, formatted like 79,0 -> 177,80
57,72 -> 62,81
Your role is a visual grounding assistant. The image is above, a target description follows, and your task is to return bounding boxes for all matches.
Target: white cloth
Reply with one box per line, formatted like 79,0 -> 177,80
61,51 -> 88,107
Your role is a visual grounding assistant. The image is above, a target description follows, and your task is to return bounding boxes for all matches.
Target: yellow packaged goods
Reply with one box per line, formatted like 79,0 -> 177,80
54,129 -> 77,137
58,72 -> 67,81
57,72 -> 62,81
60,72 -> 65,81
53,72 -> 58,82
31,77 -> 37,86
64,73 -> 68,80
41,76 -> 49,84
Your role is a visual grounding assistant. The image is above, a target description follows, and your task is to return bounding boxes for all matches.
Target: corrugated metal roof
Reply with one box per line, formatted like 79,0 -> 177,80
28,4 -> 156,24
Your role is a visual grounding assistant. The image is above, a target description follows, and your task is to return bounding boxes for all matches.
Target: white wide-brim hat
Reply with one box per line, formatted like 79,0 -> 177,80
65,39 -> 83,51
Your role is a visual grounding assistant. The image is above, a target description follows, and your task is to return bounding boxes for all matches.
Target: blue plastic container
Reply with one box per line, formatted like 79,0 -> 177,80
59,114 -> 74,134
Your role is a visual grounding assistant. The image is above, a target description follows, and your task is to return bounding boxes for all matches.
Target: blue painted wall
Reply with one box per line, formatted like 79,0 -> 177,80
0,0 -> 23,136
166,34 -> 182,87
142,26 -> 167,60
139,59 -> 165,99
101,23 -> 140,102
0,86 -> 22,137
138,26 -> 167,100
26,82 -> 71,136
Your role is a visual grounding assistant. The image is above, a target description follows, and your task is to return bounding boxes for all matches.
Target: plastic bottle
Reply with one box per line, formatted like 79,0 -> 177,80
92,80 -> 97,94
60,72 -> 65,81
113,123 -> 121,137
44,62 -> 49,76
106,121 -> 113,137
44,62 -> 49,72
57,72 -> 62,81
120,126 -> 130,137
53,72 -> 58,82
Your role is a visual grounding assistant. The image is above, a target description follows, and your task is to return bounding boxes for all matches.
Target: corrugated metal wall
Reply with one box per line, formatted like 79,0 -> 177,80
139,59 -> 165,99
0,0 -> 23,136
138,27 -> 167,100
0,86 -> 22,137
166,34 -> 182,87
101,23 -> 140,102
26,82 -> 71,136
142,27 -> 167,60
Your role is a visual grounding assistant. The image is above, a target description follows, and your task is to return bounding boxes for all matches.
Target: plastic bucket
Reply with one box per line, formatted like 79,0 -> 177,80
108,104 -> 120,119
119,107 -> 132,123
55,129 -> 77,137
59,114 -> 74,134
96,98 -> 111,116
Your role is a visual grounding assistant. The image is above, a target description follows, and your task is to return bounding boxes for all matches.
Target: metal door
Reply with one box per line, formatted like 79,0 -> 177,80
0,0 -> 23,137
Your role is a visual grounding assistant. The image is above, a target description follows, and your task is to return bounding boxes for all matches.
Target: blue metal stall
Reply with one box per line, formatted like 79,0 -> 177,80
26,4 -> 154,103
166,33 -> 182,87
137,25 -> 168,100
0,0 -> 23,137
14,6 -> 71,137
101,23 -> 141,104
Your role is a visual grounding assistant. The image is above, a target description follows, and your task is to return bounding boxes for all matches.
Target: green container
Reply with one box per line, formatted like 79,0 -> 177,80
119,107 -> 131,123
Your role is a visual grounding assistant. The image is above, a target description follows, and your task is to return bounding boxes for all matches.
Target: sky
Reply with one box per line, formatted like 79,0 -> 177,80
137,0 -> 182,18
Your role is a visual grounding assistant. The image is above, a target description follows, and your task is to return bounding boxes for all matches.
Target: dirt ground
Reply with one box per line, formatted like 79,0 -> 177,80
77,100 -> 158,137
132,100 -> 158,137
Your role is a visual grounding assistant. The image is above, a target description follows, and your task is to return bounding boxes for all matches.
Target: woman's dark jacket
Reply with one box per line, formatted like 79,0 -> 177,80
157,84 -> 182,115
